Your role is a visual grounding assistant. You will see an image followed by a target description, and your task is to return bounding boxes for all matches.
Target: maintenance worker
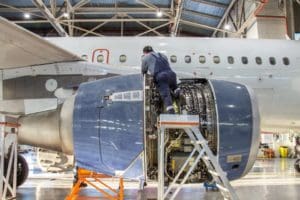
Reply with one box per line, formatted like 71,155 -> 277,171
141,45 -> 178,114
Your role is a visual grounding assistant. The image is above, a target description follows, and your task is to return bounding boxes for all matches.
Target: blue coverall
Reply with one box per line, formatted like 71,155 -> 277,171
141,52 -> 177,112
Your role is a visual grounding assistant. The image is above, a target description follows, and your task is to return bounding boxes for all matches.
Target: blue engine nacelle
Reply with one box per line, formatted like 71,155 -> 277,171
73,74 -> 260,182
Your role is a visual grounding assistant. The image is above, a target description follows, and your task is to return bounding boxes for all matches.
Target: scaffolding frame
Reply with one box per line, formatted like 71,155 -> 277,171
0,122 -> 19,200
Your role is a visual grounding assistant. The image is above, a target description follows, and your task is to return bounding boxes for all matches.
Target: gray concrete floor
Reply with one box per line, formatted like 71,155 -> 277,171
16,158 -> 300,200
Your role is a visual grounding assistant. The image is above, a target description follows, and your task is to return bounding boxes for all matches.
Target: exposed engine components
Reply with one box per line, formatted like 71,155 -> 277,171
144,77 -> 217,183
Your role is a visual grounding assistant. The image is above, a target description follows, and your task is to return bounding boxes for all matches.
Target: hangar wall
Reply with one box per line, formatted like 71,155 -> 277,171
294,2 -> 300,34
223,0 -> 296,39
247,0 -> 287,39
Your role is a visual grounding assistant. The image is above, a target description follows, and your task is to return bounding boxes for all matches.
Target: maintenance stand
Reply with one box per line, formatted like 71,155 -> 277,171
157,114 -> 239,200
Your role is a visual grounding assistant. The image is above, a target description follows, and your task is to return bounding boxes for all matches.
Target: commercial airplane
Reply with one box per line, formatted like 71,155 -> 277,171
45,36 -> 300,134
2,29 -> 300,134
0,16 -> 299,187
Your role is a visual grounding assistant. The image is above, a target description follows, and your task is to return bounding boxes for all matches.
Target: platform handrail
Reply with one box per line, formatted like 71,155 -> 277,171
157,114 -> 239,200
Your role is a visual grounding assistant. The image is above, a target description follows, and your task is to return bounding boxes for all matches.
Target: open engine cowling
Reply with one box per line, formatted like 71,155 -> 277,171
18,74 -> 260,182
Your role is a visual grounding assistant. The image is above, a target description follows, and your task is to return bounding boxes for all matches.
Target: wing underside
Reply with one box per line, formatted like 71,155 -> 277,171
0,17 -> 82,69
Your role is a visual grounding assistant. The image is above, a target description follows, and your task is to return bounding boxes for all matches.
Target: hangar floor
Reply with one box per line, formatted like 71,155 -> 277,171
17,158 -> 300,200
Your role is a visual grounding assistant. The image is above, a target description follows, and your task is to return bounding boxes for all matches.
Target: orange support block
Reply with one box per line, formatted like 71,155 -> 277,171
66,168 -> 124,200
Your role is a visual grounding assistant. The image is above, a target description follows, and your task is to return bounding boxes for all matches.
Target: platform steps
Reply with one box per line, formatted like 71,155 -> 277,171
190,126 -> 239,200
157,114 -> 239,200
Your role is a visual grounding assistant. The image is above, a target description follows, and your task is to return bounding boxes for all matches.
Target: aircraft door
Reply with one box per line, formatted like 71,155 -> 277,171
92,49 -> 110,64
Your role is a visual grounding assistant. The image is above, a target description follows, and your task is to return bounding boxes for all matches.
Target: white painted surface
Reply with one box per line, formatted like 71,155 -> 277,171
0,17 -> 81,69
44,36 -> 300,133
0,99 -> 57,115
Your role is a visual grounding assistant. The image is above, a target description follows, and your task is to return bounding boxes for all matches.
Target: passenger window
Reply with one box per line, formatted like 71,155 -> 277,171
241,56 -> 248,64
227,56 -> 234,64
119,55 -> 127,63
185,55 -> 191,63
283,57 -> 289,65
199,55 -> 206,64
269,57 -> 276,65
255,57 -> 262,65
170,55 -> 177,63
81,55 -> 88,60
213,56 -> 220,64
97,55 -> 104,63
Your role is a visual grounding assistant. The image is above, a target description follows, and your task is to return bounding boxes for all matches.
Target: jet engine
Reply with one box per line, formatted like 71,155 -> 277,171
18,74 -> 260,184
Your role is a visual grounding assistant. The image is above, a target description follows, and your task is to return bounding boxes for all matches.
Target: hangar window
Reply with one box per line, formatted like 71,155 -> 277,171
213,56 -> 220,64
199,55 -> 206,64
283,57 -> 289,65
119,55 -> 127,63
81,55 -> 88,60
227,56 -> 234,64
185,55 -> 191,63
255,57 -> 262,65
269,57 -> 276,65
97,55 -> 104,63
241,56 -> 248,64
170,55 -> 177,63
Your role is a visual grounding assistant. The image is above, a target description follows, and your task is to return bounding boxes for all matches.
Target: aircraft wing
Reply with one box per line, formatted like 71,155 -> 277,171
0,16 -> 82,69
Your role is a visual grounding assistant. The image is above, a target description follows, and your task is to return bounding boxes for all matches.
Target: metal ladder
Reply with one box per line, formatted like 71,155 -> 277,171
0,121 -> 19,200
157,114 -> 239,200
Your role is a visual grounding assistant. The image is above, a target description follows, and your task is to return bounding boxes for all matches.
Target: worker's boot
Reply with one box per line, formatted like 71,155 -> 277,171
167,108 -> 175,114
173,88 -> 181,99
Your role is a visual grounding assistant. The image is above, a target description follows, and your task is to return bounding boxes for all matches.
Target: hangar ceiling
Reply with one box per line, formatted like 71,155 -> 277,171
0,0 -> 249,37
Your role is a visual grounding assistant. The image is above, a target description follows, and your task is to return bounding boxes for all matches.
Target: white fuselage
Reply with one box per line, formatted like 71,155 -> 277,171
47,37 -> 300,133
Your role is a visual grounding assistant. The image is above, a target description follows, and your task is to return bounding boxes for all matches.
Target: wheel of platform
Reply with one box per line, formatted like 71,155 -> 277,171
1,154 -> 28,197
295,159 -> 300,173
16,154 -> 29,186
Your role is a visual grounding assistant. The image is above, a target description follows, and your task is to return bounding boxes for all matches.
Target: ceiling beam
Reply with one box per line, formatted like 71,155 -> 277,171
60,21 -> 103,37
0,3 -> 45,18
81,15 -> 117,37
136,22 -> 172,36
190,0 -> 227,9
137,0 -> 173,18
65,0 -> 74,36
180,19 -> 235,34
13,18 -> 170,23
236,1 -> 264,35
0,7 -> 171,13
50,0 -> 56,16
126,14 -> 163,36
56,0 -> 90,20
32,0 -> 68,37
212,0 -> 238,37
184,9 -> 221,21
171,0 -> 185,36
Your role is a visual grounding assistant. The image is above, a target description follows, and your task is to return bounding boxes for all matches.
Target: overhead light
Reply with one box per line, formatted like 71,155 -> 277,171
63,12 -> 69,18
224,24 -> 231,30
156,10 -> 163,17
24,13 -> 31,19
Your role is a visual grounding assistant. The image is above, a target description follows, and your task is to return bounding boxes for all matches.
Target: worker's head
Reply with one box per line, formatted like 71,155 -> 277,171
143,46 -> 154,54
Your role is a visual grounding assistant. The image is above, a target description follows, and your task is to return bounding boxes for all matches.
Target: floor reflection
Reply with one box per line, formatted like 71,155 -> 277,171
16,158 -> 300,200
